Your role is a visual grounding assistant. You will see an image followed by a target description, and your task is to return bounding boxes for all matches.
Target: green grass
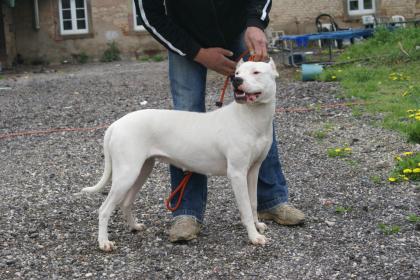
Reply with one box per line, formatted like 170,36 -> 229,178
319,27 -> 420,143
139,54 -> 165,62
378,223 -> 401,235
406,214 -> 420,223
335,206 -> 352,214
370,175 -> 382,184
327,147 -> 352,157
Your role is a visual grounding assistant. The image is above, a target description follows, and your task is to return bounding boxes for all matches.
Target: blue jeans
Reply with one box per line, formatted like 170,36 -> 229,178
168,35 -> 288,223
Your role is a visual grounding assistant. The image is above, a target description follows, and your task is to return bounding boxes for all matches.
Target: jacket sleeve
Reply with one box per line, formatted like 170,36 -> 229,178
246,0 -> 272,30
135,0 -> 202,60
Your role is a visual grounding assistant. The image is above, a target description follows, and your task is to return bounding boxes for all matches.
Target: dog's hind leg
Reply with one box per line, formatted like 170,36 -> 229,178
121,158 -> 155,232
97,161 -> 144,252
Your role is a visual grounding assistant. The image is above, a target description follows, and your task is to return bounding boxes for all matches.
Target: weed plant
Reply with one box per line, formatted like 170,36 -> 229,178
101,41 -> 121,62
388,151 -> 420,183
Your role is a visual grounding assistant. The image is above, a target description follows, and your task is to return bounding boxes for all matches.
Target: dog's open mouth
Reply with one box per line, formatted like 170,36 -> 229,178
234,90 -> 261,103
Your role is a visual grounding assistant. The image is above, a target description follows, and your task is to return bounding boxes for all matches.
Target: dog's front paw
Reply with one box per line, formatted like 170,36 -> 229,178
249,234 -> 267,245
131,223 -> 146,232
255,222 -> 267,234
99,240 -> 116,252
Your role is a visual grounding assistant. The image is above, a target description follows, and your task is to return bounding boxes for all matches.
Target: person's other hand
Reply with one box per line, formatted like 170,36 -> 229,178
245,27 -> 268,61
194,48 -> 236,76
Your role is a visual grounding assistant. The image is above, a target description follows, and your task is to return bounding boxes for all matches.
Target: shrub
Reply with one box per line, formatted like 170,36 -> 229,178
77,52 -> 89,64
101,41 -> 121,62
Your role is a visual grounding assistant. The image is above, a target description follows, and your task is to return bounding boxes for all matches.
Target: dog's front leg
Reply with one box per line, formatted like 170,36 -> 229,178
247,163 -> 267,234
228,167 -> 267,245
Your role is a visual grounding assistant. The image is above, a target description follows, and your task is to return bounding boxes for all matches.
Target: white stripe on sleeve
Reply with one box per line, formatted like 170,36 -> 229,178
261,0 -> 271,21
138,0 -> 186,56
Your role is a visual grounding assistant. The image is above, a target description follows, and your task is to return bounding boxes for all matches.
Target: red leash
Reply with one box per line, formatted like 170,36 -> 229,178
165,172 -> 193,211
215,50 -> 255,107
165,50 -> 254,212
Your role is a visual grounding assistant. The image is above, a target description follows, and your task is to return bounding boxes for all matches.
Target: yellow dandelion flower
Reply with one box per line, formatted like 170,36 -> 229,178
403,169 -> 413,174
407,109 -> 414,113
409,114 -> 415,118
413,168 -> 420,173
395,156 -> 402,161
388,177 -> 397,182
403,152 -> 413,156
344,148 -> 352,152
403,176 -> 409,181
331,76 -> 337,80
418,162 -> 420,167
402,91 -> 409,96
334,148 -> 341,153
416,116 -> 420,121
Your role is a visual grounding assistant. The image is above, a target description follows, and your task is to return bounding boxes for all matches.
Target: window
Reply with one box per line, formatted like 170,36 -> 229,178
58,0 -> 89,35
132,0 -> 145,31
348,0 -> 375,15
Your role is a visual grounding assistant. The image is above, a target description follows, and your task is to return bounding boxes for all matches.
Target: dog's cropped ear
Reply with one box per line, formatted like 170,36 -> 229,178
236,58 -> 244,68
269,57 -> 279,78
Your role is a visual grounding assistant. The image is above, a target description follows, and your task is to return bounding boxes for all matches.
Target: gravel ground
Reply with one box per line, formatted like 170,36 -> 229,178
0,61 -> 419,279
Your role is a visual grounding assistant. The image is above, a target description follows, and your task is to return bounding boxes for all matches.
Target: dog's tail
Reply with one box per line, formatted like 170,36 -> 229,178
81,125 -> 113,193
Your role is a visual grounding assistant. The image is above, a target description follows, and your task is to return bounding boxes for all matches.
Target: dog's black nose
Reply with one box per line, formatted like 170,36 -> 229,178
232,77 -> 243,89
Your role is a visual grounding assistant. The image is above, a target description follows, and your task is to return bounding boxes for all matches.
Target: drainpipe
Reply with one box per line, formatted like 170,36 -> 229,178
34,0 -> 40,30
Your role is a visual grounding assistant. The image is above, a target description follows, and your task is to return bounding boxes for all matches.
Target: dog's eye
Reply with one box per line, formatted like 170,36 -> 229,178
253,71 -> 260,75
235,71 -> 239,75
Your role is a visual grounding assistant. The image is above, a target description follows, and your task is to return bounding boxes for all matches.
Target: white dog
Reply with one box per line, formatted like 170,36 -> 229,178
81,59 -> 279,251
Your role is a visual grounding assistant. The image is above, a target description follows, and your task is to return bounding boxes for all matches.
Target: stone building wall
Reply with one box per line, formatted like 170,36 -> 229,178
269,0 -> 418,34
4,0 -> 419,65
1,3 -> 17,67
13,0 -> 163,65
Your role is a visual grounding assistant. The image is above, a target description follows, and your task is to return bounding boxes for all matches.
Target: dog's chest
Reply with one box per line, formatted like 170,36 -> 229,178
251,134 -> 272,160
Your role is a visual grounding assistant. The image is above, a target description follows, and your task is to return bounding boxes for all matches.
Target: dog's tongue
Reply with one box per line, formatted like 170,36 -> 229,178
246,94 -> 257,102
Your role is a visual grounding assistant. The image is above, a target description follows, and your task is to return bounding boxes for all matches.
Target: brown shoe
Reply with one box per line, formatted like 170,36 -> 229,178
258,204 -> 305,225
169,216 -> 201,242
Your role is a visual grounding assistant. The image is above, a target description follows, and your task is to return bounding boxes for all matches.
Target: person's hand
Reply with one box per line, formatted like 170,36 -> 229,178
194,48 -> 236,76
244,27 -> 268,61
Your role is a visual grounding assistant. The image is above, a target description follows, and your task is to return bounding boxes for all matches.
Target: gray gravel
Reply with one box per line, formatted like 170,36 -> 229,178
1,61 -> 419,279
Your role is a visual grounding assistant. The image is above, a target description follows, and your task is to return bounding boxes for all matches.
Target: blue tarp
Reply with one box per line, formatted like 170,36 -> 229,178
280,29 -> 374,47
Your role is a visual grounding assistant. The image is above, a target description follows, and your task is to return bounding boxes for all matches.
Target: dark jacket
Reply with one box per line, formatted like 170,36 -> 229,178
135,0 -> 272,60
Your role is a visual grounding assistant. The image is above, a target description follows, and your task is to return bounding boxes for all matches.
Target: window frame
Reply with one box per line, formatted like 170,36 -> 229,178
132,0 -> 146,32
58,0 -> 89,35
347,0 -> 376,16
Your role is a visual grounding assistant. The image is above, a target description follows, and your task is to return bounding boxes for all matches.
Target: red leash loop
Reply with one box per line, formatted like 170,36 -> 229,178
216,50 -> 255,108
165,171 -> 193,212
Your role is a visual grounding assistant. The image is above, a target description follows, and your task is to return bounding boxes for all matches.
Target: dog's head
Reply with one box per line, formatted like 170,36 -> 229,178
232,58 -> 279,105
